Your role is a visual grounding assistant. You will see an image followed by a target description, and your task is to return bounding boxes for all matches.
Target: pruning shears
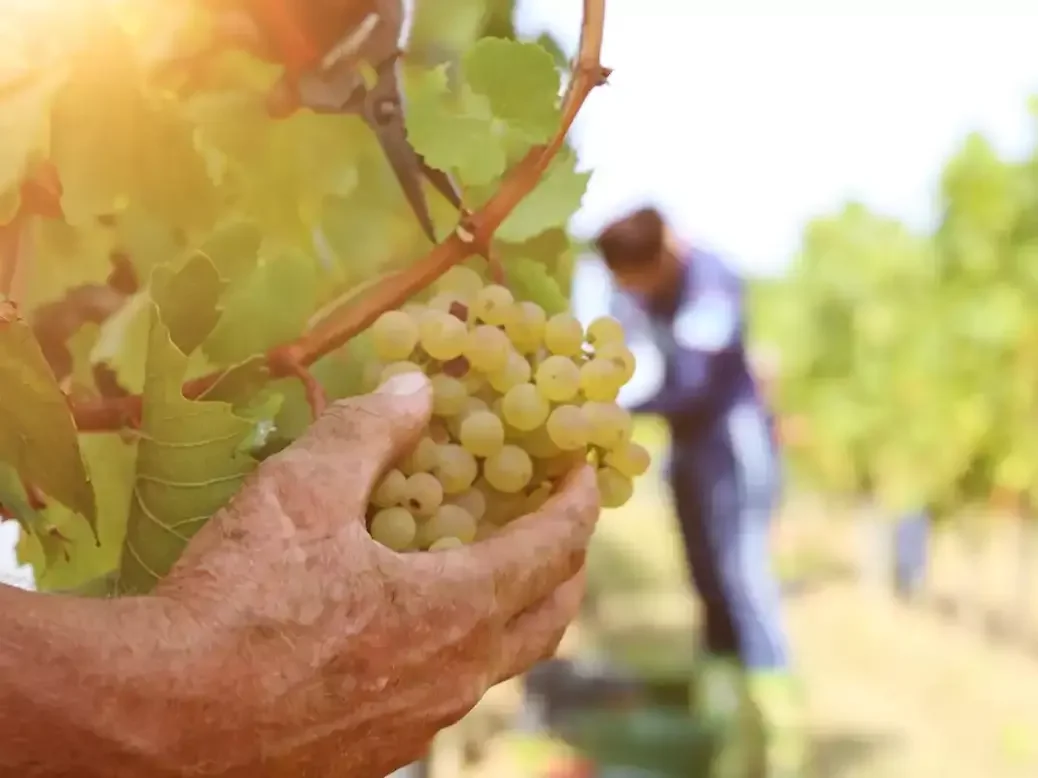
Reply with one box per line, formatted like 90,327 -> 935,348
219,0 -> 466,242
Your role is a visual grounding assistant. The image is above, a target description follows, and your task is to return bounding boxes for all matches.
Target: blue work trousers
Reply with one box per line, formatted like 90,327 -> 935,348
668,401 -> 791,671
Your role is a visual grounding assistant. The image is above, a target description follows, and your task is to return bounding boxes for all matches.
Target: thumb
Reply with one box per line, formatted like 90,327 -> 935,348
268,371 -> 433,524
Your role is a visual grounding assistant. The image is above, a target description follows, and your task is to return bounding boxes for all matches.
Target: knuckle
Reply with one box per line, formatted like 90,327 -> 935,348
322,396 -> 393,435
541,626 -> 568,661
461,675 -> 489,710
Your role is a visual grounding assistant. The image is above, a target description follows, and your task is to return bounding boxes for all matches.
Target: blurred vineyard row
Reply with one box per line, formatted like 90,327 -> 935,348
749,99 -> 1038,523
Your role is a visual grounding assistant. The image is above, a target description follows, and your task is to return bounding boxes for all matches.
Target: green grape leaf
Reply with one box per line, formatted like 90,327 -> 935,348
506,257 -> 568,316
16,434 -> 136,591
66,322 -> 102,396
534,33 -> 571,70
94,254 -> 229,395
0,302 -> 96,528
188,91 -> 363,242
0,67 -> 63,198
203,248 -> 319,365
115,255 -> 260,595
271,323 -> 377,443
22,220 -> 118,308
92,291 -> 154,395
462,37 -> 561,143
499,227 -> 575,289
151,252 -> 227,355
271,341 -> 371,441
197,356 -> 271,408
409,0 -> 487,54
495,149 -> 590,243
404,65 -> 507,187
320,188 -> 437,276
194,220 -> 263,286
49,13 -> 218,230
113,206 -> 188,282
0,462 -> 37,536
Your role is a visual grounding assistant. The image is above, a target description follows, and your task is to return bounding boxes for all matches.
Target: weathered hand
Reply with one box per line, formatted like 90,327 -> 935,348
155,371 -> 601,777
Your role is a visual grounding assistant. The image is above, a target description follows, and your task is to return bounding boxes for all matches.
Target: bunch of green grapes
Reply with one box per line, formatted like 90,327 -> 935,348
364,266 -> 651,553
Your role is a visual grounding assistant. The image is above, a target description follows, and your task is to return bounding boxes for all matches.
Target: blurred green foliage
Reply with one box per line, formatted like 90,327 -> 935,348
749,101 -> 1038,519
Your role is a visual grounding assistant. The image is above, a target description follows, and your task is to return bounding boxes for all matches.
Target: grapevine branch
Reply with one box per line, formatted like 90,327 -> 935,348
71,0 -> 607,432
0,218 -> 23,301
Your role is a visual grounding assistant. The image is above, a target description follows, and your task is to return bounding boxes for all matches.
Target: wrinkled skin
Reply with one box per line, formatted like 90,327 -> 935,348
121,371 -> 598,776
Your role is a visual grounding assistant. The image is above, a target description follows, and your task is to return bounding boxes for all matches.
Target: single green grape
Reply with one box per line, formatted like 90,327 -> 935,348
370,507 -> 417,551
596,466 -> 634,509
534,355 -> 581,402
447,396 -> 489,439
483,444 -> 534,493
471,284 -> 515,325
430,374 -> 468,416
419,310 -> 467,361
595,342 -> 637,383
420,504 -> 477,545
546,404 -> 591,451
487,350 -> 532,393
504,301 -> 547,353
371,310 -> 419,362
434,444 -> 479,493
604,440 -> 652,477
448,488 -> 487,522
464,325 -> 510,373
586,316 -> 626,347
371,468 -> 406,508
501,383 -> 550,431
582,401 -> 633,449
435,265 -> 485,298
401,472 -> 444,517
401,436 -> 440,475
579,358 -> 623,402
543,312 -> 584,357
459,410 -> 506,457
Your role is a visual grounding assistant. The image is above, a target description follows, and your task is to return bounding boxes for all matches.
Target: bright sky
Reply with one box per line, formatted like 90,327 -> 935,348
2,3 -> 1038,586
516,0 -> 1038,275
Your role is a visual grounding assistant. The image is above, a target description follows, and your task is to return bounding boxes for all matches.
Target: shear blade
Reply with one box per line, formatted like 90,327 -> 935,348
371,120 -> 438,242
419,159 -> 464,211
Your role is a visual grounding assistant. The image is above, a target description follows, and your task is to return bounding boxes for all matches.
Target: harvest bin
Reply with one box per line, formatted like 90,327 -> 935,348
517,658 -> 719,777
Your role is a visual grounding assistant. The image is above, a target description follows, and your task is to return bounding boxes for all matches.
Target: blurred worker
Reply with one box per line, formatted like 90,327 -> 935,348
594,206 -> 805,778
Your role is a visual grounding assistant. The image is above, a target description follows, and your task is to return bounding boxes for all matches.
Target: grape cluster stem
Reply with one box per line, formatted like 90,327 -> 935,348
67,0 -> 607,432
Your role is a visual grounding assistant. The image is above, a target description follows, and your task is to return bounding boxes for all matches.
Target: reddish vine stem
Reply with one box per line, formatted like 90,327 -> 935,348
72,0 -> 607,430
279,356 -> 329,418
0,217 -> 24,301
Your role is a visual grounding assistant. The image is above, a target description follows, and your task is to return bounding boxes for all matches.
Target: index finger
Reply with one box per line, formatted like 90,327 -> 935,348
425,464 -> 601,617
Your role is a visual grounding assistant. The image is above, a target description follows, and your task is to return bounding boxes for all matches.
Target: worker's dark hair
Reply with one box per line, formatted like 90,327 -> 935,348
594,206 -> 666,271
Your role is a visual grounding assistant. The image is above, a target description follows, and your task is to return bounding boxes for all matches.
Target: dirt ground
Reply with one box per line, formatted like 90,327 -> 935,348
433,483 -> 1038,778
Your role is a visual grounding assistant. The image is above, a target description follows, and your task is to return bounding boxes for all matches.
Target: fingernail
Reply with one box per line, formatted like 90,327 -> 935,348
376,372 -> 428,397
